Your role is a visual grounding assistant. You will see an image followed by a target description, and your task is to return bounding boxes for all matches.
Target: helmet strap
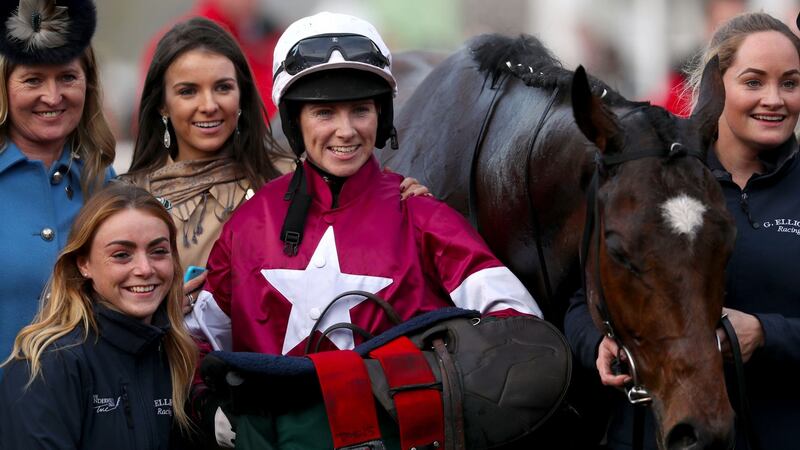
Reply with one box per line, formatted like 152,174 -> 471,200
280,161 -> 312,256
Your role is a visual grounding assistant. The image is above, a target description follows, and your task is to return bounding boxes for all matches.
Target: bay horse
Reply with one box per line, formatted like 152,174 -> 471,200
377,34 -> 736,450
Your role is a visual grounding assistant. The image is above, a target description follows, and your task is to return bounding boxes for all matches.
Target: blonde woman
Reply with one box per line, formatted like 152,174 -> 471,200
0,0 -> 116,367
0,184 -> 197,449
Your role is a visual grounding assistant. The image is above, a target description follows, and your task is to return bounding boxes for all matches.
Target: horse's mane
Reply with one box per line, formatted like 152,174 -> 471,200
470,34 -> 630,106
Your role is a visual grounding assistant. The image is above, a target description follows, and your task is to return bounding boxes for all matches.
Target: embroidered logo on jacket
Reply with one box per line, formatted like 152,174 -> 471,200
92,395 -> 121,413
154,398 -> 173,416
762,218 -> 800,235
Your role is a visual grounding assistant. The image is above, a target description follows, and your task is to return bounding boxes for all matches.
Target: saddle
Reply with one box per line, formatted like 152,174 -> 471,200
201,294 -> 571,449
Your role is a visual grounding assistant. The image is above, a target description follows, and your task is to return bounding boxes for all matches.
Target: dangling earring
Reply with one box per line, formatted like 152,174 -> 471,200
235,109 -> 242,136
162,115 -> 171,149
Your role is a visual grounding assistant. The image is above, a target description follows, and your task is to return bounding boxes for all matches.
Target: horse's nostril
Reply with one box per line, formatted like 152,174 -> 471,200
666,423 -> 699,450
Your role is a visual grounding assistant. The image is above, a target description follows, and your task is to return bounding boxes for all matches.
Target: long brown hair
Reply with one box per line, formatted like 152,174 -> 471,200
4,183 -> 197,430
0,46 -> 115,197
127,17 -> 284,189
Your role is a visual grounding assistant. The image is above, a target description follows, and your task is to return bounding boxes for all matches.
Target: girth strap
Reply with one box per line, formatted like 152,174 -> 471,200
308,350 -> 385,450
370,337 -> 445,450
432,338 -> 465,450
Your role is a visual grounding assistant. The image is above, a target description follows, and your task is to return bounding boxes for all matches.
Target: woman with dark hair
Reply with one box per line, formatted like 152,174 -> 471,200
123,17 -> 289,274
0,183 -> 197,449
566,11 -> 800,450
0,0 -> 115,367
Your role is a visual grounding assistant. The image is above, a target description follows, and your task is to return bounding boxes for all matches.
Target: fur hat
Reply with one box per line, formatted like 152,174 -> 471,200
0,0 -> 96,65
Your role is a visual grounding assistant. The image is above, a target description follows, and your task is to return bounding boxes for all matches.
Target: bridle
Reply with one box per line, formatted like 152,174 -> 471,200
580,132 -> 703,407
579,129 -> 707,450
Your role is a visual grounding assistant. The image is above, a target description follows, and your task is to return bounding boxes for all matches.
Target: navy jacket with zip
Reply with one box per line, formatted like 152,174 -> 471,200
0,303 -> 176,450
564,136 -> 800,450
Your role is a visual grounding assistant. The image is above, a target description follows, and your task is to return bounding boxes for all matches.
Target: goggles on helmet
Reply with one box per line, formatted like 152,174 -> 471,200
274,34 -> 390,79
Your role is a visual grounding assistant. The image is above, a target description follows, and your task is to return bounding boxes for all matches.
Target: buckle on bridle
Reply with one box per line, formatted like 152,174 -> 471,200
626,385 -> 653,405
618,345 -> 653,405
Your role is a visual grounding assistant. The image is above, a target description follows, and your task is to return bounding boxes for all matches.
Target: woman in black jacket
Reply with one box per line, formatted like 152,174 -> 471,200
565,11 -> 800,450
0,183 -> 197,449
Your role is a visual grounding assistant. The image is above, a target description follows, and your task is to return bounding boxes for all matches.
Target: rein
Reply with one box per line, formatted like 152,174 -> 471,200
467,70 -> 560,305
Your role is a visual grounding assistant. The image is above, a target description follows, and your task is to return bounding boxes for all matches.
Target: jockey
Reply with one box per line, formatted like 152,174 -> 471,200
190,10 -> 541,356
188,11 -> 543,448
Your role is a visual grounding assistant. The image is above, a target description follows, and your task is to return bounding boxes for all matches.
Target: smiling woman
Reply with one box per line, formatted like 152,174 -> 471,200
122,18 -> 287,273
565,11 -> 800,450
0,183 -> 197,449
0,0 -> 115,373
161,49 -> 242,162
6,61 -> 87,157
77,208 -> 175,324
299,97 -> 379,177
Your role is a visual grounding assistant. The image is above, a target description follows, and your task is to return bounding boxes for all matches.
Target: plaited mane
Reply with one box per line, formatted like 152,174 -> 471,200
469,34 -> 630,106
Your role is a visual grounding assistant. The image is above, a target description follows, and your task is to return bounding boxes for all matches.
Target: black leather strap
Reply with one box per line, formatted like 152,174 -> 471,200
314,322 -> 375,354
523,87 -> 560,305
466,75 -> 560,308
720,315 -> 760,450
280,163 -> 312,256
632,404 -> 645,450
304,290 -> 403,355
433,337 -> 465,450
468,73 -> 509,230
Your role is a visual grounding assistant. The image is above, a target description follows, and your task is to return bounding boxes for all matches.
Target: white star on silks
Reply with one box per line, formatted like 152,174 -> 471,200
261,226 -> 393,355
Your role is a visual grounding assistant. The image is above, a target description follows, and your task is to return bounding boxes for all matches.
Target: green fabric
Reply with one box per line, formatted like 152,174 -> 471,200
234,402 -> 401,450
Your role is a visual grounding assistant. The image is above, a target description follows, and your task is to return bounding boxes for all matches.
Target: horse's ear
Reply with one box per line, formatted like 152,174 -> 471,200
572,65 -> 619,153
689,55 -> 725,152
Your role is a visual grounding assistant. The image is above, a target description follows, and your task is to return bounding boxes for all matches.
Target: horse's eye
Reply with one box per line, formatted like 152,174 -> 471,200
604,232 -> 642,276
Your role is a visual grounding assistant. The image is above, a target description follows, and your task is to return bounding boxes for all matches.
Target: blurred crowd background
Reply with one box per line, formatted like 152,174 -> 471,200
93,0 -> 800,173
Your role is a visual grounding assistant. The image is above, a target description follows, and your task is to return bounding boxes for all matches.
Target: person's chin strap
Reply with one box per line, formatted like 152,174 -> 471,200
281,159 -> 312,256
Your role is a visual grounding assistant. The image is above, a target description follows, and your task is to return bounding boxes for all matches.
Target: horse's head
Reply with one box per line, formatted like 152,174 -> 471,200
572,58 -> 736,450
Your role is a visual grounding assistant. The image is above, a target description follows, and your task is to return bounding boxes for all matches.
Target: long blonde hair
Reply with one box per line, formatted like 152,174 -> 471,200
4,183 -> 197,430
0,46 -> 115,198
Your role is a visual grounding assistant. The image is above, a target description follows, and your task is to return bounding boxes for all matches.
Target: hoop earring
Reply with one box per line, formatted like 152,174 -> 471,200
162,115 -> 171,149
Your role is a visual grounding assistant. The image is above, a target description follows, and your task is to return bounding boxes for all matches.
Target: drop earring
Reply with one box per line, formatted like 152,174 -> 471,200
235,109 -> 242,135
162,115 -> 171,149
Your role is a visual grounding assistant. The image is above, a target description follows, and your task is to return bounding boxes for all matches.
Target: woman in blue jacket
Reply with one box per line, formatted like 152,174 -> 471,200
0,0 -> 116,367
565,11 -> 800,450
0,184 -> 197,449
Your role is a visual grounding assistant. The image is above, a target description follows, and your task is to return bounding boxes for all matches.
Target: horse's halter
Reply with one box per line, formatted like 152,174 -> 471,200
579,113 -> 705,406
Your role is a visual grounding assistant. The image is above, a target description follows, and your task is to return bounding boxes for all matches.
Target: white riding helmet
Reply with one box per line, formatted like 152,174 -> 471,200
271,11 -> 398,107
